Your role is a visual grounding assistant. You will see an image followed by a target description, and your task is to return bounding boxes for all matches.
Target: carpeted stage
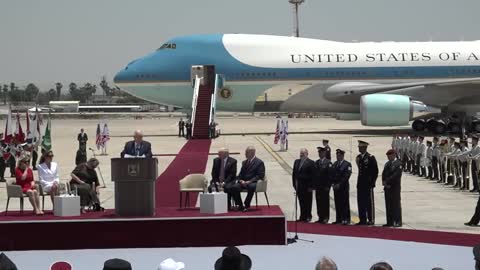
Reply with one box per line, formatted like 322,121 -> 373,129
0,140 -> 287,251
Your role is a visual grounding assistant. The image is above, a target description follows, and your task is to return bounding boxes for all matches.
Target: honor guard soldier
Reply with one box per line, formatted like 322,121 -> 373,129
292,148 -> 315,222
322,139 -> 331,160
447,142 -> 461,186
469,135 -> 480,193
417,136 -> 426,177
408,135 -> 417,173
446,137 -> 456,184
432,137 -> 440,181
332,149 -> 352,225
458,139 -> 470,190
314,146 -> 333,224
401,135 -> 409,172
438,139 -> 449,183
355,140 -> 378,225
426,141 -> 433,179
382,149 -> 403,227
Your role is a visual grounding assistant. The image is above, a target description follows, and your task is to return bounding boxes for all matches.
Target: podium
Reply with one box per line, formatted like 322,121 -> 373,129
111,158 -> 158,216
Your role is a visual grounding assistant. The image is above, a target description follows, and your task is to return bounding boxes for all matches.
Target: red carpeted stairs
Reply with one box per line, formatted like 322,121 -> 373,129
192,85 -> 212,139
156,139 -> 212,208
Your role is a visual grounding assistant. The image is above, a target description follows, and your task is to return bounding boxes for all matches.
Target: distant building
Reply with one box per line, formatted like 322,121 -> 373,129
49,101 -> 80,112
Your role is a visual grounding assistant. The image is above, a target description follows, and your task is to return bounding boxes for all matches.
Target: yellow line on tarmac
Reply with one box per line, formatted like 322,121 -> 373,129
255,136 -> 359,223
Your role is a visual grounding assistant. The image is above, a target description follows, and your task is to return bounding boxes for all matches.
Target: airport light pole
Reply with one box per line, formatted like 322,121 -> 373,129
289,0 -> 305,37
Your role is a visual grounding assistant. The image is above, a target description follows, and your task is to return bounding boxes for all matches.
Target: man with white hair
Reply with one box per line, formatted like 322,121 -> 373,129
209,148 -> 238,210
229,146 -> 265,211
120,130 -> 153,158
292,148 -> 315,222
315,256 -> 337,270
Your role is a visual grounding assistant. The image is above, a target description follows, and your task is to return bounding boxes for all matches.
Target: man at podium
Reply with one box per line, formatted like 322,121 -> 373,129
120,130 -> 153,158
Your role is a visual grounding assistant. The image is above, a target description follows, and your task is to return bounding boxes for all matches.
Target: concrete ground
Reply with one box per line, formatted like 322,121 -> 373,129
0,116 -> 479,234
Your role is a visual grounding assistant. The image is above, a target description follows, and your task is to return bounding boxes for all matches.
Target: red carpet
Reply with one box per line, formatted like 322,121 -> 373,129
288,222 -> 480,247
156,139 -> 211,207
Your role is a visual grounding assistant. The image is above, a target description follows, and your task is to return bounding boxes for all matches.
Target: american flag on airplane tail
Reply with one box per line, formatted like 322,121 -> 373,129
95,123 -> 102,150
274,119 -> 280,144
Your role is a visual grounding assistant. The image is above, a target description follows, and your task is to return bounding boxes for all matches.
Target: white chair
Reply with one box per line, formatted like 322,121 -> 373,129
5,180 -> 28,215
179,174 -> 208,208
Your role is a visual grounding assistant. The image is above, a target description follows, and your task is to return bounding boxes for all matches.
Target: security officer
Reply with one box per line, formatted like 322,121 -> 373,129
314,146 -> 332,224
469,135 -> 480,193
322,139 -> 331,160
382,149 -> 403,227
432,137 -> 440,181
332,149 -> 352,225
355,140 -> 378,225
185,120 -> 192,139
426,141 -> 433,179
178,118 -> 185,137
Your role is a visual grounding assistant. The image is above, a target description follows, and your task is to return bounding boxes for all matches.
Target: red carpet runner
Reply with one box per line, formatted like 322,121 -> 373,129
156,139 -> 211,207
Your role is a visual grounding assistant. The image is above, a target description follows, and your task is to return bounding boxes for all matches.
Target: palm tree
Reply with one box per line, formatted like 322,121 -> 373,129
9,82 -> 15,92
48,88 -> 57,101
55,82 -> 63,100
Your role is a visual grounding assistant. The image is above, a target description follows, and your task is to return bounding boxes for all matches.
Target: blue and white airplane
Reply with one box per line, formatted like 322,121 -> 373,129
114,34 -> 480,134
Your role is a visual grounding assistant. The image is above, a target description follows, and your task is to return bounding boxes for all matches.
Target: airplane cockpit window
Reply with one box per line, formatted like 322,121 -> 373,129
157,43 -> 177,50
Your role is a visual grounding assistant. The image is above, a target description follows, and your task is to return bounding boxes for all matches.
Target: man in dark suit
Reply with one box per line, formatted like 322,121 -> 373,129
292,148 -> 315,222
229,146 -> 265,211
355,140 -> 379,225
383,149 -> 403,227
209,148 -> 237,209
314,146 -> 332,224
332,149 -> 352,225
185,120 -> 192,139
77,128 -> 88,148
178,118 -> 185,137
120,130 -> 153,158
322,139 -> 331,160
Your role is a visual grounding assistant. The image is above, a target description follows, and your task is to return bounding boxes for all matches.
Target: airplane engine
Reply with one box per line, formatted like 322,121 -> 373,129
360,94 -> 440,126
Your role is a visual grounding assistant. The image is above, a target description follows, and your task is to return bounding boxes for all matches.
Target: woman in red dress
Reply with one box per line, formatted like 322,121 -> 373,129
15,154 -> 43,215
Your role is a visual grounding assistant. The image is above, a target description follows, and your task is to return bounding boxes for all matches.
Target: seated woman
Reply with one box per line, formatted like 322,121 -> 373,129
70,158 -> 104,212
37,150 -> 60,206
15,154 -> 43,215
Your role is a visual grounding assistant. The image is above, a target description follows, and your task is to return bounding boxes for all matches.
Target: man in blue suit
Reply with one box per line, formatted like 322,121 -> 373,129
226,146 -> 265,211
120,130 -> 153,158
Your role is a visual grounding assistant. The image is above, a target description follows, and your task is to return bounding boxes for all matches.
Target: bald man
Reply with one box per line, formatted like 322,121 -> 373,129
120,130 -> 153,158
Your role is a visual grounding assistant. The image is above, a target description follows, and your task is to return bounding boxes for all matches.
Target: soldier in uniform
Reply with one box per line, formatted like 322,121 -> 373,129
401,135 -> 409,172
314,146 -> 332,224
417,136 -> 426,177
458,139 -> 470,190
426,141 -> 433,179
432,137 -> 440,181
447,142 -> 462,187
446,137 -> 456,184
355,140 -> 378,225
469,135 -> 480,193
178,118 -> 185,137
438,139 -> 449,183
322,139 -> 331,160
408,134 -> 417,174
332,149 -> 352,225
292,148 -> 315,222
382,149 -> 403,227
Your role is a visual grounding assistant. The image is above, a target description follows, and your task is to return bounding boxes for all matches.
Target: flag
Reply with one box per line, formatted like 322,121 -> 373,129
3,106 -> 13,144
14,111 -> 25,143
280,120 -> 286,145
41,114 -> 52,151
102,123 -> 110,144
95,123 -> 102,149
274,119 -> 280,144
33,107 -> 42,147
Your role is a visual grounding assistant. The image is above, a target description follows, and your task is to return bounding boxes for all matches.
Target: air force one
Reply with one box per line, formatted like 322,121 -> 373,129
114,34 -> 480,134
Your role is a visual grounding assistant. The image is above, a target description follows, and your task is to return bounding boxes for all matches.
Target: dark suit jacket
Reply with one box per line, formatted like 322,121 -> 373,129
356,152 -> 379,188
77,133 -> 88,143
332,160 -> 352,189
314,158 -> 333,189
237,157 -> 265,183
382,159 -> 403,190
211,157 -> 237,184
292,158 -> 315,189
120,140 -> 153,158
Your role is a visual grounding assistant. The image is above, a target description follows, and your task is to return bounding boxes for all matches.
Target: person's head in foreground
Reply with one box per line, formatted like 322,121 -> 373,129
103,258 -> 132,270
86,158 -> 99,169
299,148 -> 308,160
133,130 -> 144,144
315,256 -> 337,270
386,149 -> 396,161
215,246 -> 252,270
336,149 -> 345,161
370,261 -> 393,270
245,146 -> 255,160
0,253 -> 17,270
218,148 -> 229,160
158,258 -> 185,270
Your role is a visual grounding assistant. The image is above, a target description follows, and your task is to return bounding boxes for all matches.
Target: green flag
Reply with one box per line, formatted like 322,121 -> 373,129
41,115 -> 52,151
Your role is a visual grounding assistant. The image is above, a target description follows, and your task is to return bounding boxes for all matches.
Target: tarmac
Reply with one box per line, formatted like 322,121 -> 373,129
0,116 -> 479,234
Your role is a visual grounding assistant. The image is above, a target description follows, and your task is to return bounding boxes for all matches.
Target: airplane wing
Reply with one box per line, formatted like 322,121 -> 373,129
324,77 -> 480,107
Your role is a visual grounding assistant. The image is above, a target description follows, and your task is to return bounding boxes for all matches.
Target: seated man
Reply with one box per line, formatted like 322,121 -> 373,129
208,148 -> 237,208
226,146 -> 265,211
120,130 -> 153,158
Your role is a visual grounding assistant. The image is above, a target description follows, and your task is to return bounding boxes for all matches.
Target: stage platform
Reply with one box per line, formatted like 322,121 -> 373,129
0,206 -> 286,251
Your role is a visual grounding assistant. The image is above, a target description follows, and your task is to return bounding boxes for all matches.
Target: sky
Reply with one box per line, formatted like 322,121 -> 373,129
1,0 -> 479,90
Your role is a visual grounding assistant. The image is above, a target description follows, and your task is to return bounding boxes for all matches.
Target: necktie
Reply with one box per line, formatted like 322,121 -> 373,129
136,143 -> 140,156
219,160 -> 225,183
299,159 -> 305,170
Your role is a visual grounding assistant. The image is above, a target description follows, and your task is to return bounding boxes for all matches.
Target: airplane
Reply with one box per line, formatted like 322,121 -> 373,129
113,34 -> 480,134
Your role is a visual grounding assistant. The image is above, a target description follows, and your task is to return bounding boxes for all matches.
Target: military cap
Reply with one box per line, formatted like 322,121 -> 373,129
322,139 -> 329,143
386,149 -> 396,155
472,135 -> 479,141
103,258 -> 132,270
358,140 -> 369,147
336,149 -> 345,154
317,146 -> 326,151
473,244 -> 480,261
449,137 -> 456,141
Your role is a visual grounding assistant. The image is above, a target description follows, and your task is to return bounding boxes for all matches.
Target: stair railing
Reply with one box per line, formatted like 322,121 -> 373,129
191,75 -> 201,135
210,74 -> 223,126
